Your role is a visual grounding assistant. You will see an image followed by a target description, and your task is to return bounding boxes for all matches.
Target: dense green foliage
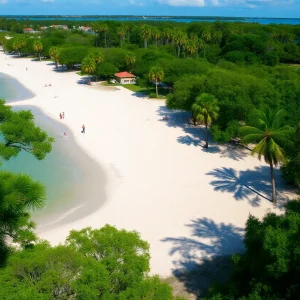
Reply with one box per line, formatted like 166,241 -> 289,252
0,225 -> 176,299
206,199 -> 300,300
0,100 -> 54,160
0,100 -> 54,265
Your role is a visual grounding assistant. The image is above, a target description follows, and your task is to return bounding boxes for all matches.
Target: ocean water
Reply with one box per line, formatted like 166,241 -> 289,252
0,74 -> 106,229
0,72 -> 34,103
6,16 -> 300,25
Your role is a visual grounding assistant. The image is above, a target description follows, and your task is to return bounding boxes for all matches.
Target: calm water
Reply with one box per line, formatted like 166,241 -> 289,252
4,16 -> 300,25
0,74 -> 106,229
0,72 -> 34,102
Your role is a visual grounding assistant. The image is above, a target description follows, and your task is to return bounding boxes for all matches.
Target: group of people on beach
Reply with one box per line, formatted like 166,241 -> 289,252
45,83 -> 52,87
59,111 -> 85,135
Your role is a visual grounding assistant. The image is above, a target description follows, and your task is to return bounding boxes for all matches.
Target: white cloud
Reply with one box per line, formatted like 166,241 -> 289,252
0,0 -> 8,4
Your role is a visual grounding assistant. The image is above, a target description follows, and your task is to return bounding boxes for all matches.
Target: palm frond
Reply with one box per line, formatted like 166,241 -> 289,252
242,134 -> 265,144
251,139 -> 267,161
240,126 -> 264,137
271,109 -> 286,130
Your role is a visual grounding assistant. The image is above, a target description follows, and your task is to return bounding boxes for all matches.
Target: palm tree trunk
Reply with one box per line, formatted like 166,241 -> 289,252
155,40 -> 158,48
156,81 -> 158,97
38,52 -> 41,61
270,161 -> 276,203
205,124 -> 208,148
120,38 -> 122,48
104,32 -> 107,48
55,60 -> 58,69
177,45 -> 180,58
144,39 -> 147,49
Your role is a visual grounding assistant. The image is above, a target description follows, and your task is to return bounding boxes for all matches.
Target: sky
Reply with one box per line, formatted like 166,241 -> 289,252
0,0 -> 299,18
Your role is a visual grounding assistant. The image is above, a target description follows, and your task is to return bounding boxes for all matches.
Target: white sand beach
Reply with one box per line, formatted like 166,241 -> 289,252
0,52 -> 295,276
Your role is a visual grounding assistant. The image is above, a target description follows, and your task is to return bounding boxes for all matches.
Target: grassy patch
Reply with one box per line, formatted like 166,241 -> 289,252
102,82 -> 169,99
122,84 -> 149,93
76,71 -> 84,76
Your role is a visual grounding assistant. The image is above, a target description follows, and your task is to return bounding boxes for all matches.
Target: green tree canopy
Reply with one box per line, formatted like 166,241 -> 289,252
81,57 -> 96,84
0,100 -> 54,160
49,46 -> 60,68
33,40 -> 43,61
206,199 -> 300,300
0,225 -> 176,299
240,109 -> 294,203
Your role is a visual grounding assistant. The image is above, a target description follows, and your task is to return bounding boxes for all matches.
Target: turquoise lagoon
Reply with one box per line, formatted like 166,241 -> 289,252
0,73 -> 106,229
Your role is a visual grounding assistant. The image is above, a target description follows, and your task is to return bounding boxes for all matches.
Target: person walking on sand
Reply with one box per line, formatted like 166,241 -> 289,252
81,124 -> 85,134
59,113 -> 62,120
63,112 -> 65,119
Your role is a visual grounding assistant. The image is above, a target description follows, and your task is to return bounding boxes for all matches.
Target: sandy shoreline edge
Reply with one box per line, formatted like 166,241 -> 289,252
9,104 -> 108,231
0,51 -> 296,276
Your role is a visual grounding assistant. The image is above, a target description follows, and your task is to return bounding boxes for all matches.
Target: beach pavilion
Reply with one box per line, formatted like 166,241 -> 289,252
114,72 -> 136,84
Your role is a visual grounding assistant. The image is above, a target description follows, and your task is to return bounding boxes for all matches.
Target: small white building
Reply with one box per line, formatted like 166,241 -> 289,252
114,72 -> 136,84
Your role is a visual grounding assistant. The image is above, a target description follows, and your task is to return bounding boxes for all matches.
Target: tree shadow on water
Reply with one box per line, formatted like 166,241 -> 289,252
162,218 -> 244,298
207,166 -> 289,208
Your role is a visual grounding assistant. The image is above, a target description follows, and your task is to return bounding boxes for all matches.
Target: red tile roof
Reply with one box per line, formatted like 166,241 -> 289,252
24,28 -> 34,31
114,72 -> 136,78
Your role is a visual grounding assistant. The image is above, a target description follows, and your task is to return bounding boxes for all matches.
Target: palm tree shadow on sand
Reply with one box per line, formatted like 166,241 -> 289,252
206,166 -> 290,208
162,218 -> 244,299
157,106 -> 247,161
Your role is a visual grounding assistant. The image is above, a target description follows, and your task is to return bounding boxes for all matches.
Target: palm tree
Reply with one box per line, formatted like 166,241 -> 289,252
152,28 -> 161,48
192,93 -> 219,149
148,66 -> 164,98
91,22 -> 101,47
240,110 -> 294,204
0,35 -> 7,53
201,29 -> 212,59
49,46 -> 60,69
174,30 -> 187,58
33,40 -> 43,61
185,40 -> 197,57
81,57 -> 96,85
141,25 -> 152,49
101,24 -> 109,48
163,28 -> 172,45
117,27 -> 126,48
213,31 -> 223,45
89,50 -> 104,81
13,38 -> 26,57
125,53 -> 136,73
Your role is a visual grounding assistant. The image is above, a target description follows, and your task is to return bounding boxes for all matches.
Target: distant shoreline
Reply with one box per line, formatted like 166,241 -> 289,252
1,15 -> 300,25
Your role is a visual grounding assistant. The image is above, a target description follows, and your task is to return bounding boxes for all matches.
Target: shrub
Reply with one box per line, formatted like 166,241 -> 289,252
149,93 -> 157,98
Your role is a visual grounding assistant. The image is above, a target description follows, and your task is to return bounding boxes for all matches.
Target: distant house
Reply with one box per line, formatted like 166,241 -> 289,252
40,26 -> 48,30
78,26 -> 92,33
114,72 -> 136,84
50,25 -> 68,30
24,28 -> 34,33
